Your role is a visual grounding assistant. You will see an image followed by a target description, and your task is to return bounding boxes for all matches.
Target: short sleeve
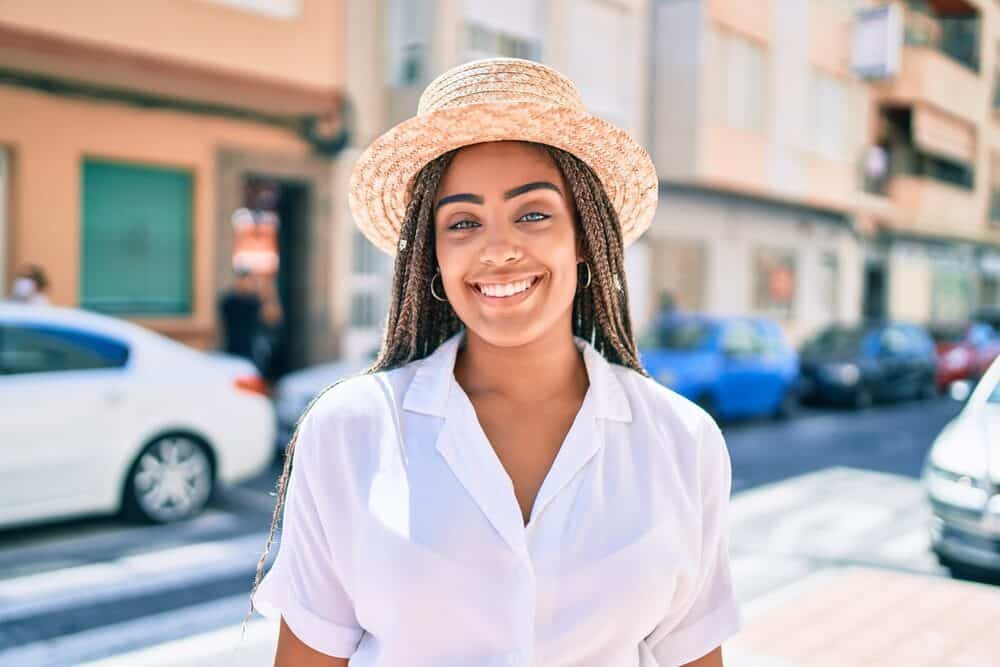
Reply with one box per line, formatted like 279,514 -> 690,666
645,416 -> 743,665
251,411 -> 364,658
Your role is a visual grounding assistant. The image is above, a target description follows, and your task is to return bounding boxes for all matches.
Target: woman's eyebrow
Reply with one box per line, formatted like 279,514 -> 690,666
435,182 -> 562,211
503,181 -> 562,199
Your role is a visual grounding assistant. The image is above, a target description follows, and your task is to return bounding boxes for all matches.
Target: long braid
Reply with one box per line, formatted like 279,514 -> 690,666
244,143 -> 647,634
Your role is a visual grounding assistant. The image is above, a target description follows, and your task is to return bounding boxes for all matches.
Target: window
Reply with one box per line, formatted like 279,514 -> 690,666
567,0 -> 629,125
350,230 -> 391,329
990,188 -> 1000,224
819,251 -> 840,317
0,325 -> 129,375
752,247 -> 797,319
651,238 -> 707,312
716,30 -> 766,132
464,22 -> 540,61
81,160 -> 193,316
810,71 -> 849,160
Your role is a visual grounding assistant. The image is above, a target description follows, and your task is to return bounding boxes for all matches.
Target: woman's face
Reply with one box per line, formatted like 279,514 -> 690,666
434,141 -> 581,348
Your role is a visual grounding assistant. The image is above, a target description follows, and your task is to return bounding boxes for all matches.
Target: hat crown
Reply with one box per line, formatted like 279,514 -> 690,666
417,58 -> 585,115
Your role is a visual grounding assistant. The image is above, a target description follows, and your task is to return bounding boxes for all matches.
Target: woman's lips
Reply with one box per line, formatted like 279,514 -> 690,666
469,275 -> 543,305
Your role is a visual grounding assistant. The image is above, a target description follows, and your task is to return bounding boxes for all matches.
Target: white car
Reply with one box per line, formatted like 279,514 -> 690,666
273,356 -> 372,450
0,303 -> 275,529
922,354 -> 1000,574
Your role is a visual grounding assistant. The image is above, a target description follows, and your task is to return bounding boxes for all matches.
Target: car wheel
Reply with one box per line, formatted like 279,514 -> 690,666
122,434 -> 215,524
852,386 -> 874,410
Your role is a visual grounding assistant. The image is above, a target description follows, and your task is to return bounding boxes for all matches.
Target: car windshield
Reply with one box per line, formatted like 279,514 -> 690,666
989,382 -> 1000,405
804,326 -> 865,355
640,319 -> 713,350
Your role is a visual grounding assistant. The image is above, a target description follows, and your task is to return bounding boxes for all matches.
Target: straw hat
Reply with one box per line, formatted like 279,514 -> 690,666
348,57 -> 658,256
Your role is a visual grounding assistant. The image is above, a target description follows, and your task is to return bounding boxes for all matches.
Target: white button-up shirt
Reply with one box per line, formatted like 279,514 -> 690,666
253,331 -> 742,666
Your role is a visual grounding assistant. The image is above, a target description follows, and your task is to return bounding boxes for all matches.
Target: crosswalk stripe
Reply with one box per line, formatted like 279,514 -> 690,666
0,531 -> 272,624
0,593 -> 268,667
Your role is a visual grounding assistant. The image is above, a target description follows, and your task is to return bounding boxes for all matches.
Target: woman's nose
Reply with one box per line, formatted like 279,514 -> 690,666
479,223 -> 522,265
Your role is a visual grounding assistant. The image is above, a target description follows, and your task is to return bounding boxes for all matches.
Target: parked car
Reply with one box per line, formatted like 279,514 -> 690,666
273,355 -> 373,450
923,355 -> 1000,576
638,313 -> 800,421
0,304 -> 275,529
798,321 -> 937,409
930,322 -> 1000,392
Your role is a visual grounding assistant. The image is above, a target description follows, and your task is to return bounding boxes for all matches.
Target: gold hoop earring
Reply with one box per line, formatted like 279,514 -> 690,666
430,271 -> 447,302
579,262 -> 592,290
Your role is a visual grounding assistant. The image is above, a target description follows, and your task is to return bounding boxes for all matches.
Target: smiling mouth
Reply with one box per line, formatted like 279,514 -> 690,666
471,275 -> 543,299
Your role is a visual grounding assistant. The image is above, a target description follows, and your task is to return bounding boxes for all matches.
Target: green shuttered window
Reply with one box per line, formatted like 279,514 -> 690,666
81,160 -> 193,316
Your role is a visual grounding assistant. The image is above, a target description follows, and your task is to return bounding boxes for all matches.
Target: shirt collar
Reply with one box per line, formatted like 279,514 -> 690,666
402,329 -> 632,423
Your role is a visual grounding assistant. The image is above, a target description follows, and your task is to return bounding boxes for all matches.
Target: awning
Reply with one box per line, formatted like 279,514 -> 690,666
912,104 -> 976,164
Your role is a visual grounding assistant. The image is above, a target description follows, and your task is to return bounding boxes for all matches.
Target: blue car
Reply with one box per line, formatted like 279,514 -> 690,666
639,314 -> 800,421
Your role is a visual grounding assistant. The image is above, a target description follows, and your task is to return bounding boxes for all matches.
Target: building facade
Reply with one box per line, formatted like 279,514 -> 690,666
0,0 -> 357,372
648,0 -> 866,344
857,0 -> 1000,327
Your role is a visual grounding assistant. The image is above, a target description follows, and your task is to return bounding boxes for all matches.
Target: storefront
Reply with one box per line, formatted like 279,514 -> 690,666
636,186 -> 863,344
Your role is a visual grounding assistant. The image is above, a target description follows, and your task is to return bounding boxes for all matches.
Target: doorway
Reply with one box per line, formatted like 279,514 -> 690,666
241,175 -> 312,379
863,262 -> 887,321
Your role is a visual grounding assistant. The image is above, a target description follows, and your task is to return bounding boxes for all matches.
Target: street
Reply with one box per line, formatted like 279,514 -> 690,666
0,396 -> 975,666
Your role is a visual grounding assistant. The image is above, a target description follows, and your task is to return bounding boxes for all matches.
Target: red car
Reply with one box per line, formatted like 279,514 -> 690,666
931,322 -> 1000,392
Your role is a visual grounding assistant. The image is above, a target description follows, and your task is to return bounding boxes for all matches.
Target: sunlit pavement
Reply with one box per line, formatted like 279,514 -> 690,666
2,397 -> 994,666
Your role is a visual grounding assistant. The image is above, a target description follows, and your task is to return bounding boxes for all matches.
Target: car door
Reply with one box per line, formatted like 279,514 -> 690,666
875,325 -> 911,399
752,320 -> 792,412
717,320 -> 767,417
0,323 -> 130,524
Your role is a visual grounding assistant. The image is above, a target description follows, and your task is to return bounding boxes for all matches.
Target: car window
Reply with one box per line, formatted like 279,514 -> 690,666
753,321 -> 786,355
878,327 -> 909,355
969,323 -> 996,346
804,325 -> 864,355
722,320 -> 763,356
0,324 -> 130,375
639,319 -> 713,350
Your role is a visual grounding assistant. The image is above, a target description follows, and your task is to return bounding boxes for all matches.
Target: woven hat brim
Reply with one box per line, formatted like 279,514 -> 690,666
349,101 -> 658,256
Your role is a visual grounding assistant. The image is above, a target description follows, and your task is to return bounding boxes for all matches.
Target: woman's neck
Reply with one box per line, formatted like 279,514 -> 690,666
453,327 -> 589,404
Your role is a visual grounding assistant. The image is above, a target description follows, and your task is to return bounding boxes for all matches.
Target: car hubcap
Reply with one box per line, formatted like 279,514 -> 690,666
134,437 -> 212,522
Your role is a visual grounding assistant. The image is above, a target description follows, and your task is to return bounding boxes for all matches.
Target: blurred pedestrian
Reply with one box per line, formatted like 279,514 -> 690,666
9,264 -> 50,304
249,58 -> 741,666
254,275 -> 285,381
218,266 -> 262,365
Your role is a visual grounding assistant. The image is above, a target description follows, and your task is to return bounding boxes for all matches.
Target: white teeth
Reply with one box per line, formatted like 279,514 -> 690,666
478,278 -> 535,298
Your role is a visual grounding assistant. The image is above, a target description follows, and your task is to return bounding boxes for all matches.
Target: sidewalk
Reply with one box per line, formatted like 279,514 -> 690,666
82,468 -> 1000,667
726,566 -> 1000,667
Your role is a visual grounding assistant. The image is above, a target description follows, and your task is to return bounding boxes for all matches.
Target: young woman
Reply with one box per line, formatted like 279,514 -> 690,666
248,58 -> 742,667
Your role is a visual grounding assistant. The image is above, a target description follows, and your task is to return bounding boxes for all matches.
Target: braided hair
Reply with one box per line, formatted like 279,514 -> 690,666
243,142 -> 647,632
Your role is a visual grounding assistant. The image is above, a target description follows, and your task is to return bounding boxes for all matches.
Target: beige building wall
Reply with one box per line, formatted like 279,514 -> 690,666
0,84 -> 316,348
646,190 -> 862,344
647,0 -> 865,341
0,0 -> 353,358
0,0 -> 345,92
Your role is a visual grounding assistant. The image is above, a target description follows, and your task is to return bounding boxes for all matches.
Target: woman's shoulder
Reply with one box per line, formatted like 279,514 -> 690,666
611,363 -> 717,446
302,363 -> 416,429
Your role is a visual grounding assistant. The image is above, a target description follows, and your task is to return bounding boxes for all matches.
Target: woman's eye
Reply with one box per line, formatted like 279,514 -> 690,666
518,212 -> 550,223
448,219 -> 480,231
